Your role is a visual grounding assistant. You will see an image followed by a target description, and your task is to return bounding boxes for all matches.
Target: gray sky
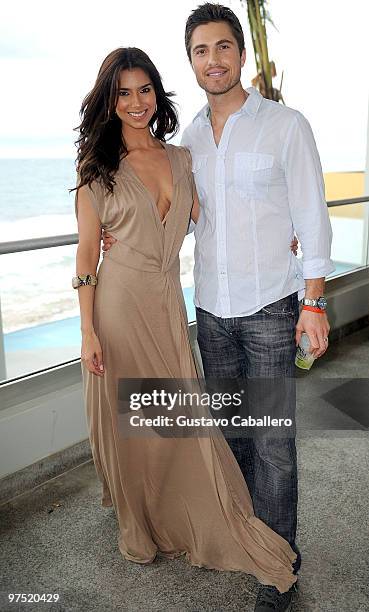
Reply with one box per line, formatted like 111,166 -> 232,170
0,0 -> 368,171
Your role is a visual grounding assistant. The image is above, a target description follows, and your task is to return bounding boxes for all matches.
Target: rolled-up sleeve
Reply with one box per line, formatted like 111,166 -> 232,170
283,112 -> 335,279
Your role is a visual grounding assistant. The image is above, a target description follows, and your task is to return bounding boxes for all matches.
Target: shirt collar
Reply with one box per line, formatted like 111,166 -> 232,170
193,86 -> 263,126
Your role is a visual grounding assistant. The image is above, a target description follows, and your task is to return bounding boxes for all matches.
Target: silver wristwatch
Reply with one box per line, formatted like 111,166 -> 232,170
301,296 -> 327,311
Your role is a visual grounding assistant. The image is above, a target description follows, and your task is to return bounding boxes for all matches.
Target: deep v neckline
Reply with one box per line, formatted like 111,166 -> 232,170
124,142 -> 175,227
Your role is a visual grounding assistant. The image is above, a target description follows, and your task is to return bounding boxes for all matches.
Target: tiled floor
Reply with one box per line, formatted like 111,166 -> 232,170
1,327 -> 369,611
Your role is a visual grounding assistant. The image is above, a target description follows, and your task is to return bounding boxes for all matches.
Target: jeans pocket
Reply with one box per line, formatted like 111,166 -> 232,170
195,306 -> 208,315
261,294 -> 296,316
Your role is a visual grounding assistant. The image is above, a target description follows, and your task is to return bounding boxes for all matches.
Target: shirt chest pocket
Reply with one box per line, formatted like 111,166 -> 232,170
192,154 -> 208,201
233,152 -> 274,199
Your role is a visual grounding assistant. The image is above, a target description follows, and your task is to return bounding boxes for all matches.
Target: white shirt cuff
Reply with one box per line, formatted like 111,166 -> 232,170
302,258 -> 336,279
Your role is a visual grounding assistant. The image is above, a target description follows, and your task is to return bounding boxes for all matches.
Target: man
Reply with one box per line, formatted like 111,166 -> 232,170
103,4 -> 335,610
181,4 -> 334,610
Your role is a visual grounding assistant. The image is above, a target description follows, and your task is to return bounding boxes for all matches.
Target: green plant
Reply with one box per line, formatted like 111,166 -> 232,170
241,0 -> 284,103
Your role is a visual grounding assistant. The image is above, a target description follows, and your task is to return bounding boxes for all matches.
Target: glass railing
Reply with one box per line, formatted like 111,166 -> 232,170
328,197 -> 369,275
0,198 -> 368,384
0,232 -> 196,383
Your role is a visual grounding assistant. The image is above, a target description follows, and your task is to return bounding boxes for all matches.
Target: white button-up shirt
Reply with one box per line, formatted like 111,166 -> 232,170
181,86 -> 335,318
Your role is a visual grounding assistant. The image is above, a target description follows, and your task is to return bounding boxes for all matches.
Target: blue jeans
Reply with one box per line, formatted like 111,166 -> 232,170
196,292 -> 301,574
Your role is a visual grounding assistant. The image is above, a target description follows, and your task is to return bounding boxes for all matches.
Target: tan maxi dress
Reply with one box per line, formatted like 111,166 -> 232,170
75,143 -> 297,594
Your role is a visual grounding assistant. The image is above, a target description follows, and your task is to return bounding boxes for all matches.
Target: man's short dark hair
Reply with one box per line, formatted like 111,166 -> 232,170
185,3 -> 245,61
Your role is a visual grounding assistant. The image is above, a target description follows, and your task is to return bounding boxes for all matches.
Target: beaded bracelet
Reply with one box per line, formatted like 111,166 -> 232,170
72,274 -> 98,289
302,305 -> 325,315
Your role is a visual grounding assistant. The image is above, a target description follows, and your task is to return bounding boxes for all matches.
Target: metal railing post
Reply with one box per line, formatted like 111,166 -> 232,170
363,98 -> 369,266
0,295 -> 7,381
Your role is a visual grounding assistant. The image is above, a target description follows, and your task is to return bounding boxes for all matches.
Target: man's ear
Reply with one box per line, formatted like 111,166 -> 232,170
241,48 -> 246,68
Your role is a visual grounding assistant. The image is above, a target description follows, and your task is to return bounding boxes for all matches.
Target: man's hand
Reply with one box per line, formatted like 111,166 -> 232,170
290,236 -> 298,256
101,229 -> 117,253
295,309 -> 330,358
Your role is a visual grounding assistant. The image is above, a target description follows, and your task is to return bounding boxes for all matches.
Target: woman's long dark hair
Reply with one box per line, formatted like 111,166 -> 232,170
73,47 -> 179,194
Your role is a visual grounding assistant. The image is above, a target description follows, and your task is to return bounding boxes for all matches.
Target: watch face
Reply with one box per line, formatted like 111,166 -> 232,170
317,297 -> 327,310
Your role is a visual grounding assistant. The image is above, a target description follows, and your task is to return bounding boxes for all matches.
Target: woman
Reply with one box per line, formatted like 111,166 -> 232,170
73,47 -> 298,594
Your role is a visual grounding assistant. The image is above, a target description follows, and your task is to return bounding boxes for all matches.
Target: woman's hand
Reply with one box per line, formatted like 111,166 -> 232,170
290,236 -> 298,256
81,330 -> 104,376
102,229 -> 117,253
191,190 -> 200,223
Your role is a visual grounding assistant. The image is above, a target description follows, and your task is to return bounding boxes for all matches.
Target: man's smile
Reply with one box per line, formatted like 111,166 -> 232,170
206,68 -> 228,78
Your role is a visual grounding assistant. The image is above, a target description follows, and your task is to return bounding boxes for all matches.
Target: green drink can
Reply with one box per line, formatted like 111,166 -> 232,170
295,333 -> 315,371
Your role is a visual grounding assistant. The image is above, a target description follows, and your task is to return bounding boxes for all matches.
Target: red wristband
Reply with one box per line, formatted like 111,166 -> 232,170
302,305 -> 325,314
